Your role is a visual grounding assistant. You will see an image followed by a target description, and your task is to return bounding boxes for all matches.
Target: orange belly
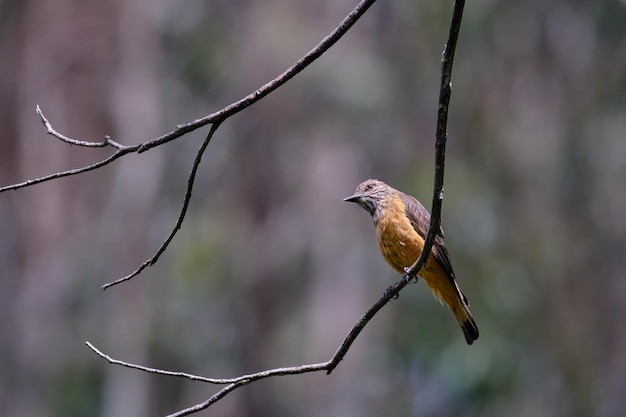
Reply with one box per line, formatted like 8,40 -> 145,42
370,195 -> 478,344
375,198 -> 428,274
375,203 -> 453,306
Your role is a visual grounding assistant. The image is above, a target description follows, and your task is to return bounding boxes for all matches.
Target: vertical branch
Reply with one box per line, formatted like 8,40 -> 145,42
328,0 -> 467,373
405,0 -> 466,280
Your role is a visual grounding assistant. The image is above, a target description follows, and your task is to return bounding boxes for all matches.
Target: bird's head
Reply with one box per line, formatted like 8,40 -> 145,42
343,179 -> 393,218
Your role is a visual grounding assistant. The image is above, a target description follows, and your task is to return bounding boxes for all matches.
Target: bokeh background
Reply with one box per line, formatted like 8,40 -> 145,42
1,0 -> 626,416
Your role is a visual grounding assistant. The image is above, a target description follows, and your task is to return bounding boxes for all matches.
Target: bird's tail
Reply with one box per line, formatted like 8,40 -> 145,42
424,280 -> 479,345
449,288 -> 479,345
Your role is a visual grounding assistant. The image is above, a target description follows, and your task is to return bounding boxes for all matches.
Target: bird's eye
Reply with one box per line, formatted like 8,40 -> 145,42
364,183 -> 374,191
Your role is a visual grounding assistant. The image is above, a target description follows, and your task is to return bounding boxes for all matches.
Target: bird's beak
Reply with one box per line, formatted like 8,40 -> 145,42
343,194 -> 362,203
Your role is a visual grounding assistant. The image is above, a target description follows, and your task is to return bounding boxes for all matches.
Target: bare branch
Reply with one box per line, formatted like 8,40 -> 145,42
86,342 -> 225,383
166,385 -> 238,417
0,106 -> 136,193
101,122 -> 221,290
2,0 -> 376,190
165,359 -> 331,416
2,0 -> 381,290
87,272 -> 435,413
101,0 -> 378,287
35,105 -> 126,149
403,0 -> 466,283
0,149 -> 130,193
87,339 -> 329,417
136,0 -> 380,154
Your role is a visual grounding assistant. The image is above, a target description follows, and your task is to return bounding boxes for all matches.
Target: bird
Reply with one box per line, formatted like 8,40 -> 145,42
344,178 -> 479,345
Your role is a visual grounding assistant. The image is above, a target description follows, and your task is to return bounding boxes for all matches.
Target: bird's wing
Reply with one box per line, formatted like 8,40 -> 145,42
400,193 -> 470,305
399,193 -> 456,281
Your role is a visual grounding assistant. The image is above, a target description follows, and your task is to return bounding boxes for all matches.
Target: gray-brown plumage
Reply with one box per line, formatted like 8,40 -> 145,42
345,179 -> 478,344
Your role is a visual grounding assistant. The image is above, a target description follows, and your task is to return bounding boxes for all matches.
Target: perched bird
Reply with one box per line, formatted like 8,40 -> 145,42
344,179 -> 479,345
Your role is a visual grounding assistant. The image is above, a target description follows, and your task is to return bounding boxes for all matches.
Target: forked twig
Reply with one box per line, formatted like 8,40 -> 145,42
1,0 -> 380,290
35,105 -> 126,149
100,0 -> 378,288
0,106 -> 133,193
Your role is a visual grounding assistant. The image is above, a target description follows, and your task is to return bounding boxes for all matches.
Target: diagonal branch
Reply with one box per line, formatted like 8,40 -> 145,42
101,122 -> 221,290
1,0 -> 379,194
137,0 -> 379,154
0,106 -> 133,193
0,149 -> 128,192
1,0 -> 380,290
99,0 -> 378,288
36,105 -> 127,150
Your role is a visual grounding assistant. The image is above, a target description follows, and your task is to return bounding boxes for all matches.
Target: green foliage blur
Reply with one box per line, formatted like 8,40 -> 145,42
1,0 -> 625,416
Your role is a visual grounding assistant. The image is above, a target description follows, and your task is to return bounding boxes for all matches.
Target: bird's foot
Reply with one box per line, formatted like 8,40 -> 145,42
384,285 -> 399,301
403,267 -> 418,284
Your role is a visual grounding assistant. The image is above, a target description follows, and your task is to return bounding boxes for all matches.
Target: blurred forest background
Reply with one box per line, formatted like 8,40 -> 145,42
1,0 -> 626,416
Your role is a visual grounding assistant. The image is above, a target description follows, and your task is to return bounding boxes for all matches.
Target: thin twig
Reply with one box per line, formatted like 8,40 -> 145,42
102,0 -> 378,288
36,105 -> 126,149
403,0 -> 466,281
0,149 -> 131,192
164,365 -> 322,417
0,107 -> 133,193
86,342 -> 225,383
87,340 -> 329,384
1,0 -> 380,292
86,339 -> 329,417
102,122 -> 221,290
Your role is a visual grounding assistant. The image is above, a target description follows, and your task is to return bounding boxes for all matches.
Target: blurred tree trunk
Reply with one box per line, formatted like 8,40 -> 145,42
0,0 -> 162,416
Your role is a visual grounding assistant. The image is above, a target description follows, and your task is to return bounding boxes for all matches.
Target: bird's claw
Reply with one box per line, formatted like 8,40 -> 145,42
403,267 -> 414,284
384,285 -> 399,301
402,267 -> 419,284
